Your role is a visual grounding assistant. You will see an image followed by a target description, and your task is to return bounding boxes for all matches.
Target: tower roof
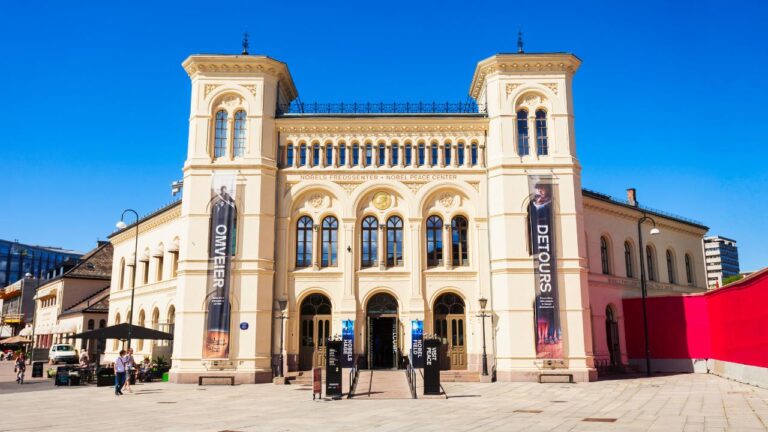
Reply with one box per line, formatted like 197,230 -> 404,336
468,53 -> 581,100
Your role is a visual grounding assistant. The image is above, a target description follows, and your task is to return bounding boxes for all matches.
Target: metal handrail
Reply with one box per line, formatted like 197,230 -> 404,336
347,354 -> 360,399
405,353 -> 417,399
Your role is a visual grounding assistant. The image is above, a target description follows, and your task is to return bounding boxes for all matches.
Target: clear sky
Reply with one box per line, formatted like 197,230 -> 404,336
0,1 -> 765,271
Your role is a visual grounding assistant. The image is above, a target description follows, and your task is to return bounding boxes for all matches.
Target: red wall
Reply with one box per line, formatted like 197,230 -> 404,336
622,269 -> 768,368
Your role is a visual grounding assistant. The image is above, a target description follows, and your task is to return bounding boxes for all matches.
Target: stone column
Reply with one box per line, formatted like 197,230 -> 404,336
443,222 -> 452,269
378,223 -> 386,270
312,224 -> 319,270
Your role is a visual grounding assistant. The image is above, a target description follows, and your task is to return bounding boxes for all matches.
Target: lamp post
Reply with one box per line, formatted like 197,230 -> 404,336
116,209 -> 140,350
477,297 -> 491,377
276,300 -> 288,377
637,214 -> 660,377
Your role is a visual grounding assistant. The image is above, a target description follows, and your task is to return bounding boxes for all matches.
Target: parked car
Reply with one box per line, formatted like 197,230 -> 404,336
48,344 -> 78,364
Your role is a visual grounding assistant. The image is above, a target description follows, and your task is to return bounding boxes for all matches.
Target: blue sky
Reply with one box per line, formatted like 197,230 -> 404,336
0,1 -> 765,271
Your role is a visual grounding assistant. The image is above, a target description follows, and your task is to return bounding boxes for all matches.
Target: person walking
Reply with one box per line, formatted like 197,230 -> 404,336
14,353 -> 26,384
122,348 -> 135,394
114,350 -> 127,396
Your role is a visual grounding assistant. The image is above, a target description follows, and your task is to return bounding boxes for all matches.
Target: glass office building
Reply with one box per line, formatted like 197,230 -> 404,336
0,239 -> 82,288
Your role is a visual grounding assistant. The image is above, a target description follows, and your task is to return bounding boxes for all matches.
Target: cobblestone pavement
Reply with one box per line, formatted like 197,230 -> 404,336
1,363 -> 767,431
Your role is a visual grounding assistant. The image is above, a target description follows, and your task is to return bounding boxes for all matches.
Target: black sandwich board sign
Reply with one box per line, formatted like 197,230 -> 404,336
424,338 -> 441,395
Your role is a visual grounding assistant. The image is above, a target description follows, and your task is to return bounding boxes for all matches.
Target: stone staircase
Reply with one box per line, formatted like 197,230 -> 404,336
351,370 -> 412,399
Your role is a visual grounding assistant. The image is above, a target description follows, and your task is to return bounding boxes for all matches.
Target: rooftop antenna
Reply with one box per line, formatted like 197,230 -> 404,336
241,32 -> 249,55
517,30 -> 524,54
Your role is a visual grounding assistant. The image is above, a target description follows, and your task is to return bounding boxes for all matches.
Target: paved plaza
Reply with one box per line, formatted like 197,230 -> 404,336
1,363 -> 767,431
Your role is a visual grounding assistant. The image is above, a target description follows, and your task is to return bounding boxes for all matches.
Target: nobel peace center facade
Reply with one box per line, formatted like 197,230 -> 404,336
105,51 -> 709,384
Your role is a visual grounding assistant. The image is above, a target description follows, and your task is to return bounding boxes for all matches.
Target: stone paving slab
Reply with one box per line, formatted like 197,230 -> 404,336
1,363 -> 768,431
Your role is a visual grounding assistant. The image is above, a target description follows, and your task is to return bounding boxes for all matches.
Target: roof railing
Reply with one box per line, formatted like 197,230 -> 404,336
277,101 -> 486,116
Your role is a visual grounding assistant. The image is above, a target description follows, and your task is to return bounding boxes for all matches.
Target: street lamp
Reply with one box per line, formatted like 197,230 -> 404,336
276,300 -> 288,377
116,209 -> 139,350
477,297 -> 491,377
637,214 -> 659,377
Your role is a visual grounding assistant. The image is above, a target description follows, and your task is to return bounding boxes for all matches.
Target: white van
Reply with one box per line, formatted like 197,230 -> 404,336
49,344 -> 78,364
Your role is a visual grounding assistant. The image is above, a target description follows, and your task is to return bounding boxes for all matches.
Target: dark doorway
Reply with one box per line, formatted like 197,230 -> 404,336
605,305 -> 620,367
366,292 -> 399,369
369,317 -> 396,369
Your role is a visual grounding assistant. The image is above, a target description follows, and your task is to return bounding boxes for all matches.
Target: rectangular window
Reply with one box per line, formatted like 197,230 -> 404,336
392,144 -> 399,165
286,144 -> 294,166
471,144 -> 478,166
325,145 -> 333,167
405,145 -> 412,165
418,144 -> 425,166
312,144 -> 320,166
353,145 -> 360,166
430,144 -> 438,166
378,145 -> 386,166
458,144 -> 465,166
444,144 -> 452,166
300,145 -> 307,166
339,145 -> 346,166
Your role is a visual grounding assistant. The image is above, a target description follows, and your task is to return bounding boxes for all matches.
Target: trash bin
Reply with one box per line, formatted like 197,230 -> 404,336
162,372 -> 169,382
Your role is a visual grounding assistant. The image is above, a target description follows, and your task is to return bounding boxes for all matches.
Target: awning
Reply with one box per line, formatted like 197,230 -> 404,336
18,325 -> 32,337
0,335 -> 32,344
72,323 -> 174,341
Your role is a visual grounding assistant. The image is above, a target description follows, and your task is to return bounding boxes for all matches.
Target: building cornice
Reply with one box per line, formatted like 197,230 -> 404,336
469,53 -> 581,99
583,196 -> 708,235
276,117 -> 488,135
109,203 -> 182,245
182,55 -> 298,101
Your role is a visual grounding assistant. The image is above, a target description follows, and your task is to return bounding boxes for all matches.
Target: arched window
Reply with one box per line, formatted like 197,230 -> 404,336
685,254 -> 694,284
418,143 -> 426,166
365,144 -> 373,166
600,236 -> 610,275
666,249 -> 676,284
405,144 -> 412,165
378,143 -> 386,166
99,319 -> 106,328
113,313 -> 121,350
312,143 -> 320,166
339,143 -> 346,166
535,109 -> 548,156
299,144 -> 307,166
286,144 -> 294,166
233,110 -> 246,157
214,110 -> 228,158
87,319 -> 95,330
646,246 -> 656,281
361,216 -> 378,268
137,310 -> 146,351
321,216 -> 338,267
624,241 -> 634,278
517,110 -> 529,156
392,143 -> 399,165
296,216 -> 313,268
352,144 -> 360,166
155,248 -> 164,281
325,144 -> 333,167
430,143 -> 439,166
426,215 -> 443,267
451,216 -> 469,266
444,142 -> 452,165
471,143 -> 478,166
458,143 -> 465,166
386,216 -> 403,267
118,258 -> 125,290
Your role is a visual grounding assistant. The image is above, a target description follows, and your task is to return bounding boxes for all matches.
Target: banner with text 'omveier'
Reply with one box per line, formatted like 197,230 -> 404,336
203,173 -> 237,359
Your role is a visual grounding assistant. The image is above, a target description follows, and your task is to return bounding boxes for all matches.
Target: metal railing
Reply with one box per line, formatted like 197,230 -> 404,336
347,354 -> 360,398
278,101 -> 486,116
582,188 -> 705,227
405,353 -> 417,399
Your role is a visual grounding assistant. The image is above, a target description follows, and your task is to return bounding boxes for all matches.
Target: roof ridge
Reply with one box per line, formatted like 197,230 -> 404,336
63,285 -> 111,312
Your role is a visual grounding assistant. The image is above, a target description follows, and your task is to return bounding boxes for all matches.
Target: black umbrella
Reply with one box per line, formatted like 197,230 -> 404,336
72,323 -> 173,341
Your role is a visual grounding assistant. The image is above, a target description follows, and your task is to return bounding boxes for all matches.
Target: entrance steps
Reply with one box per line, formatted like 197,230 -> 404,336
439,370 -> 480,382
351,370 -> 412,399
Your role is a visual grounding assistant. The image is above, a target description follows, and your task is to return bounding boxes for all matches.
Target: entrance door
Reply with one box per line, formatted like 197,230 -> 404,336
433,293 -> 467,370
366,293 -> 399,369
298,294 -> 332,371
605,305 -> 620,367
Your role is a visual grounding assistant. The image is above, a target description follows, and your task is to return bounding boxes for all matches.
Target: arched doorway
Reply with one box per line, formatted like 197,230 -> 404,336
605,305 -> 620,367
299,293 -> 332,370
433,293 -> 466,370
366,292 -> 398,369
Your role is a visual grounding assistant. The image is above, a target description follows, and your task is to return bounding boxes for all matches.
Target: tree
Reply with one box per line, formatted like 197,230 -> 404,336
722,274 -> 744,286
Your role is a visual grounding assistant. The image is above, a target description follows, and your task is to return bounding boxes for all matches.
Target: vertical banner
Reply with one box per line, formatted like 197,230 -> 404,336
341,319 -> 355,368
411,319 -> 424,368
203,173 -> 237,359
528,176 -> 563,359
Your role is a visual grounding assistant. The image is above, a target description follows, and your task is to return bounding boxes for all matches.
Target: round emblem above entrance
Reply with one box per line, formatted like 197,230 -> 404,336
372,192 -> 391,210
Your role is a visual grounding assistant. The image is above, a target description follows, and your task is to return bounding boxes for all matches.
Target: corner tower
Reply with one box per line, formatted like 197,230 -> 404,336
470,53 -> 595,381
170,54 -> 297,383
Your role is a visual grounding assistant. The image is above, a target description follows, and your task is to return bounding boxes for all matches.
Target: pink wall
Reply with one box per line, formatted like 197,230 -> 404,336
622,269 -> 768,368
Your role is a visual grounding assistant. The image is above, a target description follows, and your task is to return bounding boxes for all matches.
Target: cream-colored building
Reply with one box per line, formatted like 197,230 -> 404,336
105,50 -> 708,384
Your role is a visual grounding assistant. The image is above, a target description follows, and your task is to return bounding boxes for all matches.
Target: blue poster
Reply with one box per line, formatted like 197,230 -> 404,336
341,319 -> 354,368
411,319 -> 424,368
